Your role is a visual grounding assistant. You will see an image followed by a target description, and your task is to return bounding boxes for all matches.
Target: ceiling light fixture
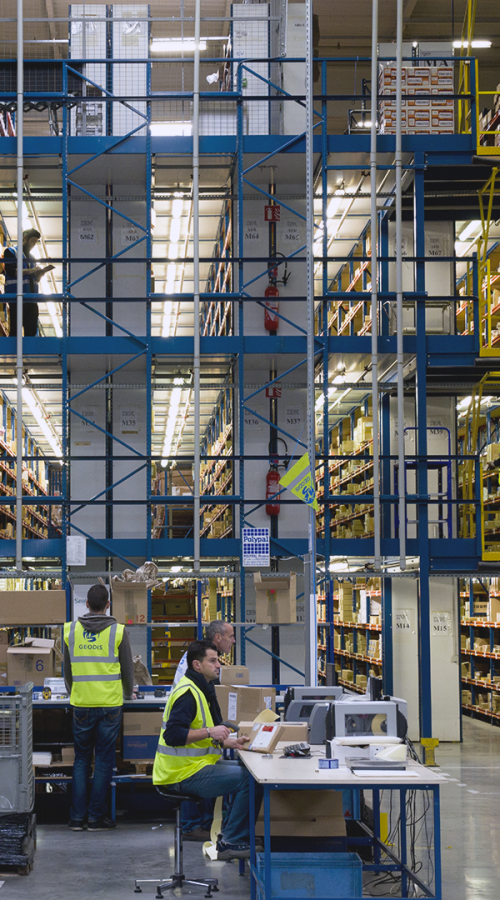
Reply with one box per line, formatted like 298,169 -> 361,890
459,220 -> 482,242
453,40 -> 492,49
150,122 -> 193,136
151,39 -> 207,53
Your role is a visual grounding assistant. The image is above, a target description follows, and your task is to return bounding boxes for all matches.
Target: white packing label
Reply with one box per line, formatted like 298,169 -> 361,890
279,216 -> 302,247
285,406 -> 302,427
120,407 -> 140,435
432,611 -> 452,636
244,219 -> 260,242
395,609 -> 413,632
244,411 -> 264,432
67,535 -> 87,567
78,217 -> 97,244
73,407 -> 98,446
263,695 -> 272,709
227,691 -> 238,722
121,222 -> 142,247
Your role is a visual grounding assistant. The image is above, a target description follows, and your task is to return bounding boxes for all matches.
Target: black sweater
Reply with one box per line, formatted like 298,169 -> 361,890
164,670 -> 222,746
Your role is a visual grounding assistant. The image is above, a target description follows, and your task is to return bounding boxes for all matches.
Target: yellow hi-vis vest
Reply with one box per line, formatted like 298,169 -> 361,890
64,620 -> 125,708
153,675 -> 222,785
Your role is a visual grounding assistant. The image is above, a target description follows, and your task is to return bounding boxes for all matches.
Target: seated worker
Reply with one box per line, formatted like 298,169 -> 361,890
153,639 -> 263,860
173,620 -> 236,842
173,620 -> 236,686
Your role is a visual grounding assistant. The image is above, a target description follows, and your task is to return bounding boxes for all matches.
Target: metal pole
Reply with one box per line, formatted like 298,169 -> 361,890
193,0 -> 201,574
370,0 -> 381,570
395,0 -> 406,570
305,0 -> 317,685
16,0 -> 24,573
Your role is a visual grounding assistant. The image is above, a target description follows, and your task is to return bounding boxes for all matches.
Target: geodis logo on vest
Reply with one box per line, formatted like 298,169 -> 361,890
80,630 -> 103,650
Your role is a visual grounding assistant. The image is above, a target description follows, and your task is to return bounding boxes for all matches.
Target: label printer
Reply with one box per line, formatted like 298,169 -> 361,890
325,695 -> 409,769
284,686 -> 346,744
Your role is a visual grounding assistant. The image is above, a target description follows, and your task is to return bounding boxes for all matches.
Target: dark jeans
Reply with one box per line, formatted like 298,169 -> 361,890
173,759 -> 263,845
71,706 -> 122,822
9,301 -> 38,337
181,797 -> 214,833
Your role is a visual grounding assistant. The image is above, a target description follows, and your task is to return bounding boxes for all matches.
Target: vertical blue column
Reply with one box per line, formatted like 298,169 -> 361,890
237,63 -> 246,664
146,58 -> 153,670
414,152 -> 432,738
61,61 -> 69,587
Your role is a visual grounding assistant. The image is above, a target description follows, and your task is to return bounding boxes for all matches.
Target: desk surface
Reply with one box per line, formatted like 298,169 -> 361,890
238,744 -> 447,786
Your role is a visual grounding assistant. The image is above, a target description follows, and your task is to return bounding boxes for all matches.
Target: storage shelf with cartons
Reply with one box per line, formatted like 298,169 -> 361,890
202,198 -> 233,337
201,576 -> 235,624
317,577 -> 383,689
200,384 -> 234,539
0,392 -> 60,541
151,463 -> 194,540
150,582 -> 197,686
460,577 -> 500,723
316,401 -> 374,543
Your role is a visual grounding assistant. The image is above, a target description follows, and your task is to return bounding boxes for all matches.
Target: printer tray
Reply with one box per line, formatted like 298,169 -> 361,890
346,758 -> 407,771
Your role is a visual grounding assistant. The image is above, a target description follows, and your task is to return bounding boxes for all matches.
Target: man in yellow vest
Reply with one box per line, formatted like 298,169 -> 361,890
153,639 -> 263,860
63,584 -> 134,831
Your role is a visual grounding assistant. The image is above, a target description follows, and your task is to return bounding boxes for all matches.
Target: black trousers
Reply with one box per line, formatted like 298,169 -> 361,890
9,301 -> 39,337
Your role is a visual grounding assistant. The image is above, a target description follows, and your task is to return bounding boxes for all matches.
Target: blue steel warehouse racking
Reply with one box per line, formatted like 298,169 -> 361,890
1,1 -> 500,743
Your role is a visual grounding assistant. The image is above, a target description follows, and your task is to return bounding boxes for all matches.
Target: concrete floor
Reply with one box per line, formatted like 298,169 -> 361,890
0,716 -> 499,900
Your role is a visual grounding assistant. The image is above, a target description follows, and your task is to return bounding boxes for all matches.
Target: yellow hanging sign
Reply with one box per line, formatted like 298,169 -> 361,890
279,452 -> 319,511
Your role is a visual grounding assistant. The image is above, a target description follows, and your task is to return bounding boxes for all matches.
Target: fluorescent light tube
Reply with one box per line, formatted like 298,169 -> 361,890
459,221 -> 481,242
151,39 -> 207,53
453,40 -> 491,48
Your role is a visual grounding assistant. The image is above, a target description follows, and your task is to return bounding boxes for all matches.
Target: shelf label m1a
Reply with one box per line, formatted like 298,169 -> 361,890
242,527 -> 270,568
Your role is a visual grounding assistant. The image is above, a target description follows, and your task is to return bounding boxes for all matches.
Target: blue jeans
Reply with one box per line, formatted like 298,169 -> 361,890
71,706 -> 122,822
174,759 -> 263,845
181,797 -> 214,833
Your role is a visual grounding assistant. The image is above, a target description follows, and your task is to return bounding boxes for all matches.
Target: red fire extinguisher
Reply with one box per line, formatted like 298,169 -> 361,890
266,467 -> 281,516
264,284 -> 279,332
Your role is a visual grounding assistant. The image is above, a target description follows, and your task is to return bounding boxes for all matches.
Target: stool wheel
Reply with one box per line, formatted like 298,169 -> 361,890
134,888 -> 142,894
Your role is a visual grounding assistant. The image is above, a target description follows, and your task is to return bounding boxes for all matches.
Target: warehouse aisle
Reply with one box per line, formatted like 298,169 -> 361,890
1,718 -> 499,900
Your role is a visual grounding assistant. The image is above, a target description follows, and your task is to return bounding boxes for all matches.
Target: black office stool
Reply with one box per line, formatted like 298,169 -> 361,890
134,788 -> 219,899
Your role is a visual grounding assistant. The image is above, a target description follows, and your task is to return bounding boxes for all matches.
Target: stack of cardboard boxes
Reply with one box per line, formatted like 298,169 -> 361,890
379,66 -> 454,135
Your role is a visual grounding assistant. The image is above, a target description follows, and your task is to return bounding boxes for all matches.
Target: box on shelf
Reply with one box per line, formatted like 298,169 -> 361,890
0,631 -> 9,665
7,638 -> 55,686
215,685 -> 276,726
254,573 -> 296,624
122,711 -> 162,759
61,745 -> 75,764
112,582 -> 148,625
0,590 -> 66,626
219,665 -> 250,686
255,790 -> 345,838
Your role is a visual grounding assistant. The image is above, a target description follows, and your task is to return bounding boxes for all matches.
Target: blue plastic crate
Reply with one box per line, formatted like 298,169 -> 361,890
256,852 -> 363,899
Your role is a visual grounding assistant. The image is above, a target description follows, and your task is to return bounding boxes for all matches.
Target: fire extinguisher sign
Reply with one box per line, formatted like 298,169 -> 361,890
264,205 -> 281,222
242,527 -> 270,568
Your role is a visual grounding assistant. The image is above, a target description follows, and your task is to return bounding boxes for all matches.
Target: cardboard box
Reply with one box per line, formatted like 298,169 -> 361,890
122,711 -> 162,759
254,573 -> 296,624
215,685 -> 276,726
61,745 -> 75,764
219,665 -> 250,686
255,790 -> 345,837
112,582 -> 148,625
0,631 -> 9,665
238,721 -> 308,743
7,638 -> 55,687
0,590 -> 66,626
